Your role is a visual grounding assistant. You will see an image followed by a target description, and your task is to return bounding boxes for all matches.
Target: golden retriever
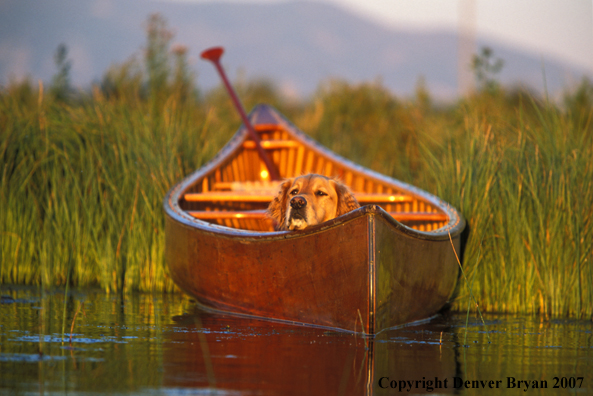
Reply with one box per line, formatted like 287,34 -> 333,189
267,174 -> 360,231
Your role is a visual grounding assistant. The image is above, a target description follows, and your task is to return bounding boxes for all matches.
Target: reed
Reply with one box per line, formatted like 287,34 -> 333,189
296,81 -> 593,319
416,89 -> 593,318
0,78 -> 229,293
1,16 -> 591,317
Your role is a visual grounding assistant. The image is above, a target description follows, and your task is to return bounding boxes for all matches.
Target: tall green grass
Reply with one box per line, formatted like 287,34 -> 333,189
295,82 -> 592,318
1,15 -> 592,318
422,91 -> 592,317
1,82 -> 219,292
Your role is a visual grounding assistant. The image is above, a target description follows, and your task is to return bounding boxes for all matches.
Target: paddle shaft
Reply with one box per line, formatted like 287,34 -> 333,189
201,47 -> 280,181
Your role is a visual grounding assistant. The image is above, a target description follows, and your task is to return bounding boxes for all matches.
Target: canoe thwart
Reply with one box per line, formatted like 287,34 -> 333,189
189,210 -> 270,220
184,192 -> 275,203
243,140 -> 300,150
253,124 -> 283,132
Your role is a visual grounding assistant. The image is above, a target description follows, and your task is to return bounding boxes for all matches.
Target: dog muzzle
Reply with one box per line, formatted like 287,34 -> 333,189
287,196 -> 308,229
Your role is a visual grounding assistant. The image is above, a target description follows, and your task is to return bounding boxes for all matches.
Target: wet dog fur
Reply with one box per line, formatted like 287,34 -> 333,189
267,174 -> 360,231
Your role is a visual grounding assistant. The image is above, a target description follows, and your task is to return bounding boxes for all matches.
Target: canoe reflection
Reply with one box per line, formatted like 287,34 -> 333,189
163,309 -> 458,395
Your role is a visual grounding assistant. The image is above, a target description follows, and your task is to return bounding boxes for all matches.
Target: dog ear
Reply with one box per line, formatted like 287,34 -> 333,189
267,179 -> 292,230
333,180 -> 360,217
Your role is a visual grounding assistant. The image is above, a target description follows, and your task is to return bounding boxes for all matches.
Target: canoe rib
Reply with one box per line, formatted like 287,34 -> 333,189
164,104 -> 465,334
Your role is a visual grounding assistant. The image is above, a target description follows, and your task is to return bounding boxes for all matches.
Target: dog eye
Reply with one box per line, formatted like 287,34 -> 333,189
315,190 -> 327,196
290,189 -> 299,195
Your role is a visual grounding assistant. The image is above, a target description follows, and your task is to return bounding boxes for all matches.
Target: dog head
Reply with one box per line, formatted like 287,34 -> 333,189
267,174 -> 360,231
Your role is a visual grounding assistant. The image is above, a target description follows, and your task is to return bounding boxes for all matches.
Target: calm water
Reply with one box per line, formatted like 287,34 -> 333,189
1,286 -> 591,395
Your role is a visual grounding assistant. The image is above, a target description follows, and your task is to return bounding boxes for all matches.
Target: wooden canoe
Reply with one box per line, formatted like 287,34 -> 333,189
164,104 -> 465,335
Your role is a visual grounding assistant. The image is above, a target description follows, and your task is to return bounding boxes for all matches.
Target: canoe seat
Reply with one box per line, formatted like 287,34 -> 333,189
184,191 -> 414,204
211,180 -> 279,192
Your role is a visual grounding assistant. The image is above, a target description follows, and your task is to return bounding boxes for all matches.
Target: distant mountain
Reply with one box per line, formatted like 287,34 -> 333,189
1,0 -> 590,100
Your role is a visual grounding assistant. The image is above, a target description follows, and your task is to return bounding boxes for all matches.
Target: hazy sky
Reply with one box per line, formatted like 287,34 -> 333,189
173,0 -> 593,72
1,0 -> 590,97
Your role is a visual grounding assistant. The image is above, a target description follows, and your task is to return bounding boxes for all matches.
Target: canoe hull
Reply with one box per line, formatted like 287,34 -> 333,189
165,204 -> 460,334
164,104 -> 465,335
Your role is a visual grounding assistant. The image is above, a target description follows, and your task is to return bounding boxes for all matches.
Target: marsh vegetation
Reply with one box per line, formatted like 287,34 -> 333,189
1,15 -> 592,318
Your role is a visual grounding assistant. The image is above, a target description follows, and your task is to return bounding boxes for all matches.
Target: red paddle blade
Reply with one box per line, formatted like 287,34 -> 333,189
200,47 -> 224,62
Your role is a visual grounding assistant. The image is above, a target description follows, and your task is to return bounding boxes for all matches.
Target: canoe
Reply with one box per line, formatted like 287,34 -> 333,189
164,104 -> 465,335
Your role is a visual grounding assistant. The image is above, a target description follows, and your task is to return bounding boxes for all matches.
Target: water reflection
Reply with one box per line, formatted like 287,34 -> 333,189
163,310 -> 459,395
0,286 -> 591,395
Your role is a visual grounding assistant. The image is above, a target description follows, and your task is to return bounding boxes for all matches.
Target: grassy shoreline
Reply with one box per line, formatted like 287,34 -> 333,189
1,22 -> 592,317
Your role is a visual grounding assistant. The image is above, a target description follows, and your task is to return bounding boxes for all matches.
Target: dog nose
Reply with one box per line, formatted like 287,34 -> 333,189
290,196 -> 306,210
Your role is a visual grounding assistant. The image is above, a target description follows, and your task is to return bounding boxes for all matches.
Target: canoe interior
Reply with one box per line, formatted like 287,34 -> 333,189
177,106 -> 451,233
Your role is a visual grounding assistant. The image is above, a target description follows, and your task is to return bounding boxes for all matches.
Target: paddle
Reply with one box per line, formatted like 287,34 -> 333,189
200,46 -> 280,181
